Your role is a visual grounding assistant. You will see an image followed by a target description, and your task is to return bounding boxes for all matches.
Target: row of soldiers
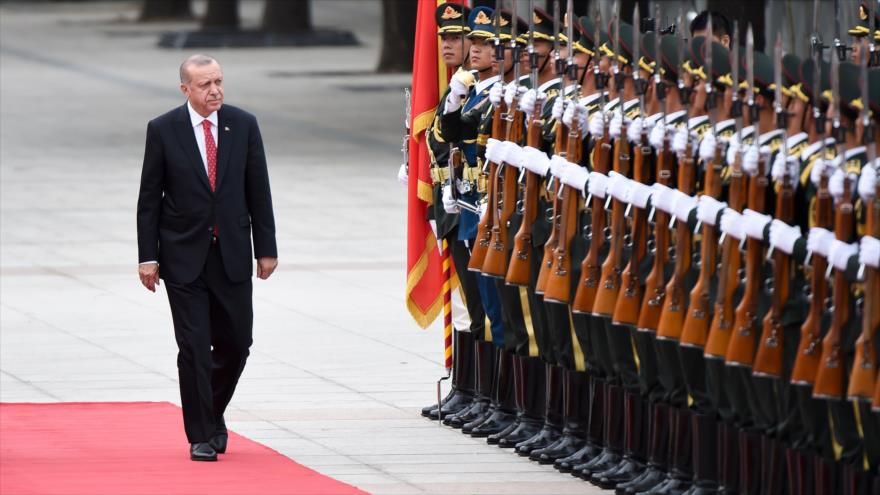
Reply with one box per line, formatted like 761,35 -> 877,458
406,1 -> 880,494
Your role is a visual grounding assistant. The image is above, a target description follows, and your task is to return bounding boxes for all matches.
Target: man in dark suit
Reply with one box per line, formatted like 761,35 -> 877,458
137,54 -> 278,461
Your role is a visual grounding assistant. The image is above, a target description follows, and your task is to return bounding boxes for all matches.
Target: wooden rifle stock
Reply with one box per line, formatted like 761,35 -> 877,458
571,127 -> 612,312
614,132 -> 651,326
681,145 -> 723,347
725,158 -> 770,367
657,140 -> 697,340
593,123 -> 632,316
635,136 -> 673,329
506,99 -> 545,286
543,118 -> 584,303
848,183 -> 880,399
705,154 -> 747,357
536,123 -> 568,293
482,107 -> 525,277
753,171 -> 795,377
813,180 -> 855,399
791,175 -> 833,384
468,103 -> 507,272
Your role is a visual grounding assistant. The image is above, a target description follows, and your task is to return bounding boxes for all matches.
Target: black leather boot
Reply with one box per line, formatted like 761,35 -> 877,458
460,341 -> 497,433
642,407 -> 693,494
681,413 -> 719,495
814,454 -> 841,495
556,373 -> 603,472
532,369 -> 587,464
759,436 -> 785,495
842,462 -> 871,495
785,448 -> 800,495
595,391 -> 648,489
470,348 -> 516,438
515,364 -> 563,456
616,401 -> 670,495
423,330 -> 475,420
496,356 -> 544,448
716,422 -> 740,495
735,429 -> 761,495
574,382 -> 624,480
488,354 -> 525,445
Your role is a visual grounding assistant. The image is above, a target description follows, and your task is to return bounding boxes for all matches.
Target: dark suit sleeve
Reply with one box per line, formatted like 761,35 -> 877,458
245,116 -> 277,259
137,120 -> 164,263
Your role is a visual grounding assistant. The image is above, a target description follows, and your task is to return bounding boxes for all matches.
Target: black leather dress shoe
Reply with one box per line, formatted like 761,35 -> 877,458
190,442 -> 218,461
209,432 -> 228,454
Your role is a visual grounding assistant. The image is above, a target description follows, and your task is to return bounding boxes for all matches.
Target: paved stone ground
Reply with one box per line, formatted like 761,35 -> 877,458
0,1 -> 601,494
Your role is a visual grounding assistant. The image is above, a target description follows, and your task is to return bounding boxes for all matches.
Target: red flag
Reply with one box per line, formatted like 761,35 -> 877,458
405,0 -> 456,328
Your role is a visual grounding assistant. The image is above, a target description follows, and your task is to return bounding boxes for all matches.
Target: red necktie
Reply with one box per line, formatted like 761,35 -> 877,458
202,120 -> 219,236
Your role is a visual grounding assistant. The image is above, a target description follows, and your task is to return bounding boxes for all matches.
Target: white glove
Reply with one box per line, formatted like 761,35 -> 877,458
397,163 -> 408,186
485,138 -> 503,164
807,227 -> 835,258
672,128 -> 695,156
607,172 -> 631,202
561,163 -> 590,192
588,112 -> 605,137
860,236 -> 880,268
609,113 -> 624,139
672,192 -> 698,222
629,182 -> 654,209
858,165 -> 877,202
699,132 -> 717,162
587,171 -> 609,198
442,184 -> 459,214
627,117 -> 644,144
742,208 -> 772,240
829,167 -> 859,200
828,239 -> 858,271
549,154 -> 568,178
768,219 -> 802,255
742,144 -> 760,176
649,120 -> 667,149
518,88 -> 545,117
771,152 -> 800,191
810,157 -> 830,187
501,141 -> 522,167
504,83 -> 526,107
445,76 -> 470,113
719,209 -> 746,241
696,195 -> 727,226
522,146 -> 551,175
552,96 -> 566,121
488,82 -> 503,106
726,135 -> 741,167
651,185 -> 677,214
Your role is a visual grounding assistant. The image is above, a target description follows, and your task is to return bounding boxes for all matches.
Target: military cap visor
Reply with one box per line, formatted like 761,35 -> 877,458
849,2 -> 880,36
599,21 -> 634,64
436,3 -> 471,34
799,58 -> 831,102
689,37 -> 732,86
523,7 -> 557,42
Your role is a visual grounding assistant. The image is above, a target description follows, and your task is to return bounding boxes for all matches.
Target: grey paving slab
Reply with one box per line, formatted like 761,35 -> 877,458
0,1 -> 603,494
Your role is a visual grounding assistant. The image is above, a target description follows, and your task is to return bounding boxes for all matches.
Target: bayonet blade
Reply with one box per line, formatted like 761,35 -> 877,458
831,46 -> 841,148
732,21 -> 741,137
706,14 -> 714,124
861,38 -> 874,162
553,0 -> 562,78
677,8 -> 688,119
654,3 -> 664,118
528,0 -> 537,89
774,33 -> 783,120
746,24 -> 755,111
566,0 -> 575,70
511,0 -> 520,85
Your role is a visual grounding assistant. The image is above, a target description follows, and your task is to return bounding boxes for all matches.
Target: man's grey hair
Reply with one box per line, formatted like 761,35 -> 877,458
179,54 -> 219,83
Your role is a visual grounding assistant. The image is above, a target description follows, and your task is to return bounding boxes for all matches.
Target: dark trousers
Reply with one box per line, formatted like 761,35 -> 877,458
165,243 -> 253,443
448,234 -> 487,338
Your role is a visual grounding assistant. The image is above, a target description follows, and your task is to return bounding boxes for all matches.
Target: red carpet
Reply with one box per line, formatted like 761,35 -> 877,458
0,402 -> 369,495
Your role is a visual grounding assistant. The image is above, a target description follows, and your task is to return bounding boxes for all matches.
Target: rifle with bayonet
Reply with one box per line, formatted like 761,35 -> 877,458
682,17 -> 722,348
657,9 -> 696,342
544,0 -> 584,304
483,2 -> 525,278
812,50 -> 853,399
507,0 -> 544,286
594,6 -> 631,317
572,8 -> 612,312
849,37 -> 880,399
753,33 -> 794,377
636,7 -> 673,331
614,4 -> 651,327
706,21 -> 747,358
726,24 -> 769,367
469,3 -> 507,272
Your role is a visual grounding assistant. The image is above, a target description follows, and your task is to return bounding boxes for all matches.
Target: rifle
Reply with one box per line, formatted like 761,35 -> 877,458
657,9 -> 696,341
636,6 -> 672,331
593,7 -> 631,317
572,8 -> 612,312
614,4 -> 650,327
682,18 -> 723,348
468,3 -> 506,272
753,33 -> 794,378
507,0 -> 544,287
726,24 -> 769,367
544,0 -> 584,304
483,2 -> 524,278
849,37 -> 880,400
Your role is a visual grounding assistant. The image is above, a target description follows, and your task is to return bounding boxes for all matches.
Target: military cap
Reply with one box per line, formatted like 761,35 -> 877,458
689,38 -> 732,87
436,3 -> 470,35
782,54 -> 809,103
799,58 -> 831,103
599,21 -> 635,65
837,61 -> 862,110
657,34 -> 683,81
684,36 -> 707,80
849,2 -> 880,37
577,16 -> 608,57
467,7 -> 496,39
737,50 -> 773,94
568,15 -> 593,55
638,31 -> 657,74
496,9 -> 529,44
525,7 -> 557,42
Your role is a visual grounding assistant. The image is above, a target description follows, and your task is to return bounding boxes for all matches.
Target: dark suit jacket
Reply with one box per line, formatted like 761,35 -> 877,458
137,103 -> 277,284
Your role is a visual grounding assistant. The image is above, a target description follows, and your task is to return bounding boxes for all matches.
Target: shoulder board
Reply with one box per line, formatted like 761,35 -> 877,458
623,99 -> 641,119
786,132 -> 809,157
665,110 -> 687,128
800,137 -> 836,163
844,146 -> 867,175
646,112 -> 665,126
688,115 -> 712,137
604,97 -> 621,113
758,129 -> 785,147
740,125 -> 756,145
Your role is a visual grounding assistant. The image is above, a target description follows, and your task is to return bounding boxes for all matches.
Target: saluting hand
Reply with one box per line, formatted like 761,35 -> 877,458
257,257 -> 278,280
139,263 -> 160,292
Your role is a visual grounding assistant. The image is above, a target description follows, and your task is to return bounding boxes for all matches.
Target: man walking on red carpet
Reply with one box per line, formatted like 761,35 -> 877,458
137,54 -> 278,461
